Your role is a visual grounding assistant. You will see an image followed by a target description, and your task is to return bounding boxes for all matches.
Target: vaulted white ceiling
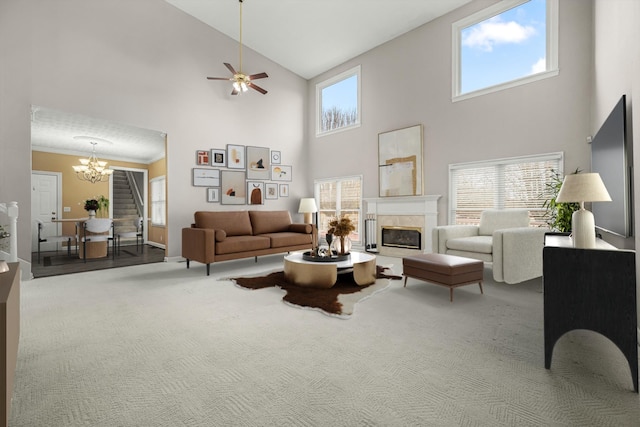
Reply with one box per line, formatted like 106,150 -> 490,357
165,0 -> 472,79
33,0 -> 471,160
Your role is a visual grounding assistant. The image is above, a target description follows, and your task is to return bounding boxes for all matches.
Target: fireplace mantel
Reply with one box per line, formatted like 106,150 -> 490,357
363,195 -> 440,255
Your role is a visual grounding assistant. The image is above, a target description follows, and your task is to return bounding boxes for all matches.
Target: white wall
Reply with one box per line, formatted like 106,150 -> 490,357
307,0 -> 593,225
592,0 -> 640,324
0,0 -> 308,268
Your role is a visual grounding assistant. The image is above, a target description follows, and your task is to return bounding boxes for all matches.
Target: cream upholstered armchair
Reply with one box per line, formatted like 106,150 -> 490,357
432,209 -> 548,284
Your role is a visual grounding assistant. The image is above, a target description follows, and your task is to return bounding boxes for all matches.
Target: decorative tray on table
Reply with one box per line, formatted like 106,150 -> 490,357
302,251 -> 350,262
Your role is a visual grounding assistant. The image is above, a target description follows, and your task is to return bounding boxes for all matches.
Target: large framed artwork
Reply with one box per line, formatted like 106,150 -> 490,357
226,144 -> 246,169
378,124 -> 423,197
247,181 -> 264,205
221,170 -> 246,205
246,146 -> 270,180
193,168 -> 220,187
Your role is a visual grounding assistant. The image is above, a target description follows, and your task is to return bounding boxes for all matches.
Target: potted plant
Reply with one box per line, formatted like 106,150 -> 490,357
542,168 -> 581,232
84,196 -> 109,218
327,215 -> 356,255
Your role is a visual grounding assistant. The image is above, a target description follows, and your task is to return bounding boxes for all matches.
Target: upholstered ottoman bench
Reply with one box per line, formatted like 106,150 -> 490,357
402,253 -> 483,302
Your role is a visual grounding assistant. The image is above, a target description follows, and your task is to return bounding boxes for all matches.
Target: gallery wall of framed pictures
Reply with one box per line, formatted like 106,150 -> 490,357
192,144 -> 292,205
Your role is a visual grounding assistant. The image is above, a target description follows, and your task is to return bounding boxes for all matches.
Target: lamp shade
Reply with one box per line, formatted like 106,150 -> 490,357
298,198 -> 318,213
556,173 -> 612,203
298,198 -> 317,225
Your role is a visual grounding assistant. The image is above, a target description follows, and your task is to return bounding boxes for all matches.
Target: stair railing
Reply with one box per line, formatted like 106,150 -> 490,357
125,171 -> 144,218
0,201 -> 19,262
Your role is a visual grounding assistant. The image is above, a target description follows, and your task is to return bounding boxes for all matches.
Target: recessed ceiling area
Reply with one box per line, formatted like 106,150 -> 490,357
164,0 -> 472,80
31,106 -> 166,164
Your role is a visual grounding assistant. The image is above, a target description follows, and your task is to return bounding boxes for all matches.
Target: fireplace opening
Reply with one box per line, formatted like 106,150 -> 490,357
381,226 -> 422,250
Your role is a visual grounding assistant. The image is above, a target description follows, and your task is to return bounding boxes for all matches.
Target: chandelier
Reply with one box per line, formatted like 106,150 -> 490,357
72,141 -> 114,183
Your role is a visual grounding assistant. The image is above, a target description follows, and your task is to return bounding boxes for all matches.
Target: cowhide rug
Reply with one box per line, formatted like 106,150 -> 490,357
229,266 -> 402,318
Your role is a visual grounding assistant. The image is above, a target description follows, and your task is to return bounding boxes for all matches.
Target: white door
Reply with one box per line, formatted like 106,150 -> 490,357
31,172 -> 63,251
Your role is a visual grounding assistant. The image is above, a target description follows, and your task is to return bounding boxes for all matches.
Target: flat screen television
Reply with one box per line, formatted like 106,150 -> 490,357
591,94 -> 633,237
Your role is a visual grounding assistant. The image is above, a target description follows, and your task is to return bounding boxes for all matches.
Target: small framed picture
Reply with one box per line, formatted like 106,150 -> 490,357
271,165 -> 292,181
193,168 -> 220,187
246,146 -> 270,180
247,181 -> 264,205
221,170 -> 246,205
265,183 -> 278,200
227,144 -> 246,169
271,150 -> 281,165
211,149 -> 226,167
196,150 -> 210,166
206,188 -> 220,203
279,184 -> 289,197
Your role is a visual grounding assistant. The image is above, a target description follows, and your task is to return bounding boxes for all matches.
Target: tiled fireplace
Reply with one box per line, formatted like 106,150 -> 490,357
363,195 -> 440,257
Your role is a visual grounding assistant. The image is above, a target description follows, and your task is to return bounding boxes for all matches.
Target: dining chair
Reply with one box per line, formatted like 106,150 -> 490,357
36,219 -> 75,264
81,218 -> 115,262
116,217 -> 143,255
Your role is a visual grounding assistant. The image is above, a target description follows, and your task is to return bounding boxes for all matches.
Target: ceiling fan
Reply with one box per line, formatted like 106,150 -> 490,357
207,0 -> 268,95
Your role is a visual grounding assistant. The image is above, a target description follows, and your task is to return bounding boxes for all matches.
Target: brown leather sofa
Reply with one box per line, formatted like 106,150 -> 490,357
182,210 -> 313,275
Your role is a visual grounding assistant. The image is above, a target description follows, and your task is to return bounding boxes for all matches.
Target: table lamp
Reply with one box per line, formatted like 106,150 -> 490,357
298,198 -> 317,224
556,172 -> 611,248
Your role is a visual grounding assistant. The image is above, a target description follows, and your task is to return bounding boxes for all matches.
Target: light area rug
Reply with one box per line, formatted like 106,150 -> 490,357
9,256 -> 640,426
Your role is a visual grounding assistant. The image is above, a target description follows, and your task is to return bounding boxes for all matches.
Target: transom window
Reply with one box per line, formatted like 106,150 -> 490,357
449,152 -> 563,226
314,176 -> 362,244
452,0 -> 558,101
316,66 -> 361,137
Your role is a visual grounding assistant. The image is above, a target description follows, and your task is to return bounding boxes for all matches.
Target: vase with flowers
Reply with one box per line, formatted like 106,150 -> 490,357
327,215 -> 355,255
84,199 -> 99,218
84,195 -> 109,218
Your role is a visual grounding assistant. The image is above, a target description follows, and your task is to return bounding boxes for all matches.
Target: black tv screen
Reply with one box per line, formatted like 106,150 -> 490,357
591,94 -> 632,237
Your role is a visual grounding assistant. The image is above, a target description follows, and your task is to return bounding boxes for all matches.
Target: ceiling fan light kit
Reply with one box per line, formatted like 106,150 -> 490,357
207,0 -> 268,95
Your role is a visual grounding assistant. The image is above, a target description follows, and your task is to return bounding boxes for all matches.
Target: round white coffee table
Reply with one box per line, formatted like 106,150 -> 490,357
283,251 -> 377,288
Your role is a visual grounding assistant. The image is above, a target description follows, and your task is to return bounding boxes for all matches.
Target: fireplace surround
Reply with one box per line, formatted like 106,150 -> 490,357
363,195 -> 440,257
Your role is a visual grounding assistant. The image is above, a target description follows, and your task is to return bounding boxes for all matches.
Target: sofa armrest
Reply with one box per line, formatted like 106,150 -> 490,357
492,227 -> 549,284
182,227 -> 216,264
289,223 -> 312,234
432,225 -> 479,253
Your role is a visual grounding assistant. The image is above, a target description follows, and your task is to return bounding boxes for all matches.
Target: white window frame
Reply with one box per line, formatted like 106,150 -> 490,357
150,175 -> 166,227
448,152 -> 564,225
452,0 -> 559,102
316,65 -> 361,138
314,175 -> 363,245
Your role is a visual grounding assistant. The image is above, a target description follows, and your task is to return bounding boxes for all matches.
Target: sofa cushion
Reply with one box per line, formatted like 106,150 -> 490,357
446,235 -> 493,254
478,209 -> 530,236
215,235 -> 270,255
260,232 -> 312,248
194,211 -> 252,237
249,211 -> 292,235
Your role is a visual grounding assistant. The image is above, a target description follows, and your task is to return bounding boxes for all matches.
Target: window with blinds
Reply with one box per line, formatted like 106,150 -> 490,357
314,175 -> 362,243
449,152 -> 563,226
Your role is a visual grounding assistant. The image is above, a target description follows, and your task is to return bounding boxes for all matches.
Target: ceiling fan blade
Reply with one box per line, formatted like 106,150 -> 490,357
224,62 -> 237,75
248,82 -> 268,95
248,72 -> 268,80
207,77 -> 232,80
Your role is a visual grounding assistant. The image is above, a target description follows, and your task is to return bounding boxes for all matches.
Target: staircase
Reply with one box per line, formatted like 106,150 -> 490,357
112,170 -> 141,241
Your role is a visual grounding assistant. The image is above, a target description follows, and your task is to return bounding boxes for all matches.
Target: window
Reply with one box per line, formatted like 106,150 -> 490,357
314,176 -> 362,244
316,65 -> 361,137
449,152 -> 563,226
150,176 -> 166,226
452,0 -> 558,101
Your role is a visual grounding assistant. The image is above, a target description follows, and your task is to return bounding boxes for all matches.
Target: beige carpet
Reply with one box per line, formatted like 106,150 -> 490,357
9,255 -> 640,426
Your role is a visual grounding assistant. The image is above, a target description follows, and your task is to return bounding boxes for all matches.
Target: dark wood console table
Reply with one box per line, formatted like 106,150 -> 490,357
543,235 -> 638,392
